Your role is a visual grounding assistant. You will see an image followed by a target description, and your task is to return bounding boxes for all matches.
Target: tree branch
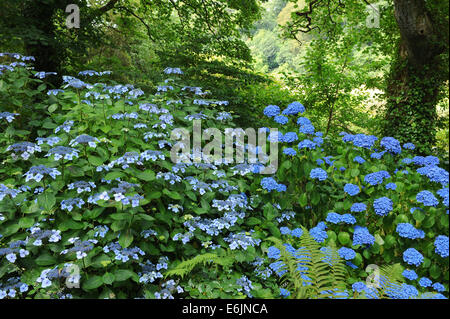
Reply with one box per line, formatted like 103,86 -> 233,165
98,0 -> 120,14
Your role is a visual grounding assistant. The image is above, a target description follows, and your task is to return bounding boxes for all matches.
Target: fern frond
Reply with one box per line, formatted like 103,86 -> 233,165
165,252 -> 235,278
269,227 -> 349,299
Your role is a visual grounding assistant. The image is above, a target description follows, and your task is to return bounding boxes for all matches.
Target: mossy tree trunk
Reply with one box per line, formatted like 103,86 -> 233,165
383,0 -> 448,154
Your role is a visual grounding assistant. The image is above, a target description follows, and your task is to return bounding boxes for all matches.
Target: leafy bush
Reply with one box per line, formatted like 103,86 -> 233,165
0,53 -> 448,299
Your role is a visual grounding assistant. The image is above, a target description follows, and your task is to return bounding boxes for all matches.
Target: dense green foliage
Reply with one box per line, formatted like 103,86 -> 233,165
0,54 -> 448,299
0,0 -> 448,300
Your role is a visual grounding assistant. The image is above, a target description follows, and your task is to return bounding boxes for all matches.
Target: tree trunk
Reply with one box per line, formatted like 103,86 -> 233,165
22,1 -> 62,86
383,0 -> 447,154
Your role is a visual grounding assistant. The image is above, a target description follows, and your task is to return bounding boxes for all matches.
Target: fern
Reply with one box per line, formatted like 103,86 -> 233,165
360,263 -> 405,299
165,252 -> 235,279
268,227 -> 349,299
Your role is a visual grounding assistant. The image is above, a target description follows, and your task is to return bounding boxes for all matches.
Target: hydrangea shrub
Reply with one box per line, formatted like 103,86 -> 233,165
0,53 -> 448,299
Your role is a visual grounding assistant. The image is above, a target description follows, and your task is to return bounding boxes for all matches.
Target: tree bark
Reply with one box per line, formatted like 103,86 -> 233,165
383,0 -> 447,154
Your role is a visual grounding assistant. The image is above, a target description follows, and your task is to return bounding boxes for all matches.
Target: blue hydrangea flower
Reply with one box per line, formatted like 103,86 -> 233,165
402,269 -> 418,281
344,184 -> 360,196
353,226 -> 375,246
0,112 -> 19,122
370,151 -> 386,160
396,223 -> 425,239
263,105 -> 280,117
291,228 -> 303,238
380,137 -> 402,154
283,148 -> 297,156
352,282 -> 367,293
280,227 -> 291,235
267,246 -> 281,259
353,156 -> 366,164
350,203 -> 367,213
310,222 -> 328,243
419,277 -> 432,288
326,212 -> 341,224
364,171 -> 391,186
274,115 -> 289,125
338,247 -> 356,260
402,157 -> 413,165
297,117 -> 311,126
261,177 -> 286,192
282,132 -> 298,143
417,165 -> 449,186
282,102 -> 305,115
24,165 -> 61,182
298,139 -> 317,150
403,248 -> 424,267
432,282 -> 445,292
403,143 -> 415,150
416,190 -> 439,207
69,134 -> 100,148
385,183 -> 397,190
280,288 -> 291,297
434,235 -> 449,258
46,146 -> 79,161
299,124 -> 315,135
310,168 -> 327,181
326,212 -> 355,225
373,197 -> 393,216
352,134 -> 378,149
436,188 -> 449,207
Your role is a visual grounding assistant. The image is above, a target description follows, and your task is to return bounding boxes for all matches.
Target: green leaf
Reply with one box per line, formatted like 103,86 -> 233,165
351,168 -> 360,177
35,254 -> 57,266
310,192 -> 320,205
37,192 -> 56,211
83,276 -> 103,290
48,104 -> 58,113
19,217 -> 34,228
137,170 -> 155,181
338,232 -> 350,245
88,156 -> 104,166
246,217 -> 261,226
102,273 -> 115,285
299,193 -> 308,207
114,269 -> 136,282
163,189 -> 182,200
119,232 -> 133,248
105,171 -> 125,180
